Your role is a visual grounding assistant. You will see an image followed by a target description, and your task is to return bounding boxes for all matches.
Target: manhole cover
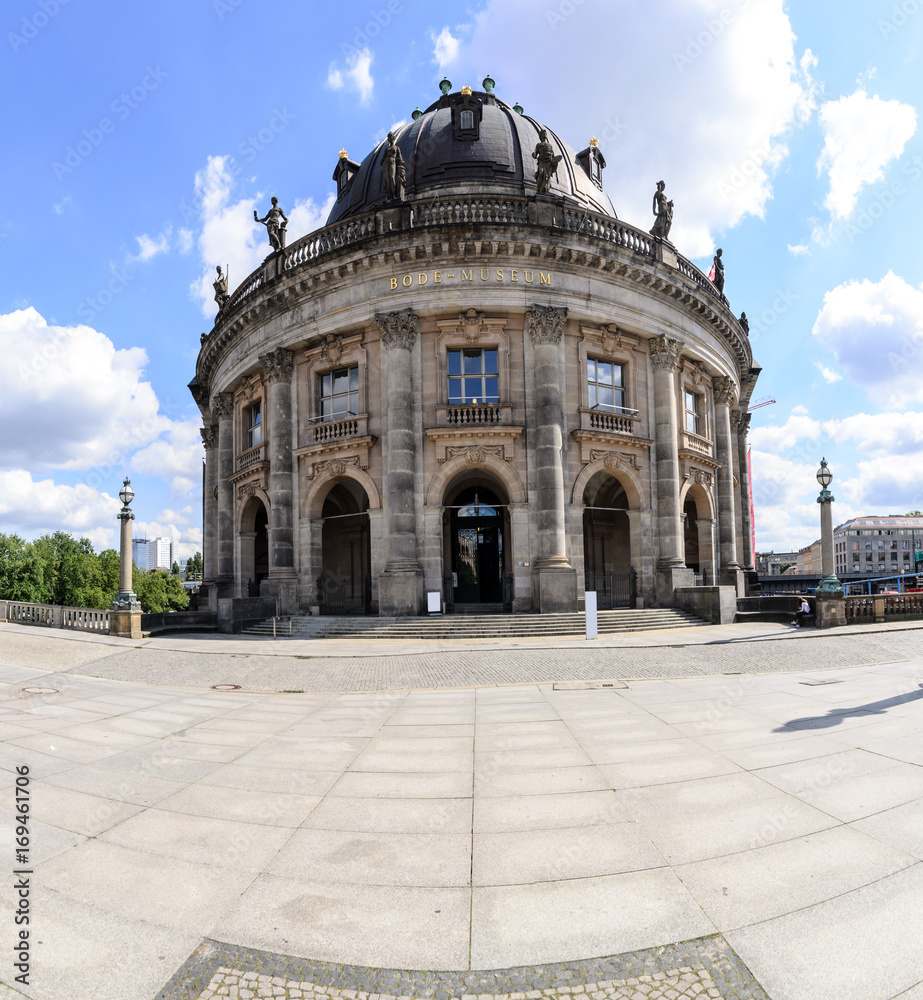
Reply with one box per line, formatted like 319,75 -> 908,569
22,686 -> 59,695
800,679 -> 843,686
211,684 -> 242,691
552,680 -> 627,690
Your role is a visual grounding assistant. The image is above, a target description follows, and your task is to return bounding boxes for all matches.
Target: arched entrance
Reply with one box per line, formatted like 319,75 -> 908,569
443,479 -> 510,611
681,482 -> 716,584
582,471 -> 633,608
319,480 -> 371,614
239,495 -> 269,597
683,496 -> 700,572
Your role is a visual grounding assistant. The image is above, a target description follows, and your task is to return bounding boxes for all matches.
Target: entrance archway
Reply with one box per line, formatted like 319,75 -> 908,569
443,477 -> 510,611
683,496 -> 700,572
582,471 -> 633,608
320,480 -> 371,614
239,495 -> 269,597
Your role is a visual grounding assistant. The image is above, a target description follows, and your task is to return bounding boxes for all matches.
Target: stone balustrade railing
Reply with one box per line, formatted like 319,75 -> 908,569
682,431 -> 714,457
413,198 -> 529,227
582,407 -> 636,435
560,208 -> 654,257
236,444 -> 267,472
442,403 -> 505,426
845,593 -> 923,623
0,600 -> 110,633
284,215 -> 377,272
312,415 -> 364,444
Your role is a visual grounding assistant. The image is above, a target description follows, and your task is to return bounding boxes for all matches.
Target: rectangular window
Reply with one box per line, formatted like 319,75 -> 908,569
246,402 -> 262,448
904,539 -> 911,549
447,349 -> 499,404
683,389 -> 701,434
852,552 -> 860,563
587,358 -> 626,412
319,365 -> 359,420
460,109 -> 474,130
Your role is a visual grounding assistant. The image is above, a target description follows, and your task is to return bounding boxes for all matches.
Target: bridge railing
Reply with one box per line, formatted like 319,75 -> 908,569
0,600 -> 110,633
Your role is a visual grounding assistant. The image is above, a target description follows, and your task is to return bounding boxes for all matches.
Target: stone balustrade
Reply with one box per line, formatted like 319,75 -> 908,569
0,601 -> 110,633
682,431 -> 714,457
581,407 -> 636,435
441,403 -> 507,426
284,215 -> 377,271
414,198 -> 529,226
312,415 -> 366,444
846,593 -> 923,623
236,444 -> 267,472
560,208 -> 654,257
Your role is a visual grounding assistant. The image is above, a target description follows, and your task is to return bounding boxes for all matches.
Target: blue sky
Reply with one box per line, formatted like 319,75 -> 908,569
1,0 -> 922,557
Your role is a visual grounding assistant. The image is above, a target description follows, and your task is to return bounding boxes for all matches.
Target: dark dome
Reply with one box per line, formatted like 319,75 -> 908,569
326,90 -> 616,225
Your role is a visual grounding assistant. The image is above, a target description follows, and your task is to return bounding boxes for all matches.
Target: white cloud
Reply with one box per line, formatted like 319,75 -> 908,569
189,155 -> 335,317
455,0 -> 818,258
53,196 -> 72,215
177,228 -> 194,254
812,271 -> 923,407
131,418 -> 203,495
815,363 -> 842,383
134,515 -> 203,562
432,27 -> 461,67
131,227 -> 171,262
0,307 -> 170,470
817,89 -> 917,219
327,48 -> 374,104
749,413 -> 823,453
787,243 -> 810,256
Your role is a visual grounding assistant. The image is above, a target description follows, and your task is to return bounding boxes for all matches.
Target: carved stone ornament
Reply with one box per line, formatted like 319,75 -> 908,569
239,374 -> 261,403
688,360 -> 709,388
527,304 -> 567,346
711,375 -> 736,406
648,334 -> 684,372
590,450 -> 640,472
686,468 -> 714,487
376,308 -> 419,351
200,425 -> 218,451
444,444 -> 506,465
733,409 -> 752,434
237,480 -> 267,501
259,348 -> 295,384
320,333 -> 344,365
459,308 -> 486,343
598,324 -> 622,357
211,391 -> 235,421
316,456 -> 361,478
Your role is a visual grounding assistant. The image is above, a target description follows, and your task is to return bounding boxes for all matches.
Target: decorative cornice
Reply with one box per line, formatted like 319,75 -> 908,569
527,304 -> 567,346
712,375 -> 736,406
376,308 -> 419,351
649,334 -> 684,372
211,391 -> 235,421
200,425 -> 218,451
259,347 -> 295,383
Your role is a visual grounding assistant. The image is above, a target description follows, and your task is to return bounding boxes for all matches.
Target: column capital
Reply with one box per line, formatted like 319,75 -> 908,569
732,409 -> 752,433
259,347 -> 295,383
649,334 -> 684,371
527,304 -> 567,346
201,425 -> 218,450
711,375 -> 737,406
211,391 -> 235,421
376,307 -> 419,350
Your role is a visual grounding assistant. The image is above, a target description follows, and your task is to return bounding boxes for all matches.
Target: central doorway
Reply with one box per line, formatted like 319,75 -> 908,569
450,486 -> 504,605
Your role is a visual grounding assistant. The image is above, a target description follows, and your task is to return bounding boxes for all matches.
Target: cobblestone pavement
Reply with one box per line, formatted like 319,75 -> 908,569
159,936 -> 765,1000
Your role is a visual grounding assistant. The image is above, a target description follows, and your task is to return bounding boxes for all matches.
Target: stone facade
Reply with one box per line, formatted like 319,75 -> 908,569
190,88 -> 758,616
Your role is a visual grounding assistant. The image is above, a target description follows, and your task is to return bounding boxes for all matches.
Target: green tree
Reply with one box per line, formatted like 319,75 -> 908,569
134,569 -> 189,612
0,534 -> 46,603
186,551 -> 203,580
32,532 -> 97,607
171,560 -> 180,577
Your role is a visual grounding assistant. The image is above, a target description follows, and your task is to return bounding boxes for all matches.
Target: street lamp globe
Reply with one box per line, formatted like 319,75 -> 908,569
119,478 -> 134,507
816,458 -> 833,489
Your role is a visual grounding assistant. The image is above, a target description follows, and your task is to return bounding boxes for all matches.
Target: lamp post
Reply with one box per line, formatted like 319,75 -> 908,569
110,477 -> 142,638
814,458 -> 846,626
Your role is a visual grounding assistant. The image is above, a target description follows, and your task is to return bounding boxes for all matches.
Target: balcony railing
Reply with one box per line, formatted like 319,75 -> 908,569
236,444 -> 267,471
681,431 -> 713,457
441,403 -> 506,426
581,406 -> 637,435
311,414 -> 366,444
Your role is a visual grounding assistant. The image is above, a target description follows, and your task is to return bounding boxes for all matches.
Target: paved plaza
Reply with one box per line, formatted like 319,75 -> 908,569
0,622 -> 921,1000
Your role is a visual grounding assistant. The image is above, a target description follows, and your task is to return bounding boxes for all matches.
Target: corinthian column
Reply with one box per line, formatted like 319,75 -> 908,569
713,375 -> 743,593
735,409 -> 755,572
375,308 -> 423,615
200,424 -> 218,597
527,304 -> 577,612
650,335 -> 694,605
211,391 -> 235,595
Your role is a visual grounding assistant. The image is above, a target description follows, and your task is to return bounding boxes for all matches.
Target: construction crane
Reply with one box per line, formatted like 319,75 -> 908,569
747,396 -> 776,412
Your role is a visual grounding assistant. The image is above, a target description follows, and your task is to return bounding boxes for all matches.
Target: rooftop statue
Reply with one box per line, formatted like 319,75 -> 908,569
650,180 -> 673,241
711,248 -> 725,294
532,129 -> 562,194
254,196 -> 288,252
212,265 -> 229,309
382,131 -> 406,202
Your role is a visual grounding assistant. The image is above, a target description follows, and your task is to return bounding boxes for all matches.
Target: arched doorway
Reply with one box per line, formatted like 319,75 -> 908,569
582,472 -> 633,608
682,482 -> 716,584
683,496 -> 700,573
444,479 -> 510,611
319,480 -> 371,614
239,495 -> 269,597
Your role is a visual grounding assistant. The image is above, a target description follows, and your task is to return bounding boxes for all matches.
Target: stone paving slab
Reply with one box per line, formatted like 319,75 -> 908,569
156,936 -> 767,1000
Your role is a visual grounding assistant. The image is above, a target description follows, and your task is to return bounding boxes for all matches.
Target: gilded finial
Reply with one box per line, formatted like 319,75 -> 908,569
461,85 -> 472,95
589,136 -> 599,147
339,148 -> 348,159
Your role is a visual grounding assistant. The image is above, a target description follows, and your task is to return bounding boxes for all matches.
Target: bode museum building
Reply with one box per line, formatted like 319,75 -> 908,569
190,80 -> 759,617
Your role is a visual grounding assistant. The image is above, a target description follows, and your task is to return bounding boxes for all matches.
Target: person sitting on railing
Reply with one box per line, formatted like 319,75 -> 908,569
791,597 -> 811,627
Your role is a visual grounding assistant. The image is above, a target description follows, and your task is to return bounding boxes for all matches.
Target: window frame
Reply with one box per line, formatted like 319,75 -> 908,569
317,364 -> 360,422
246,400 -> 262,448
586,356 -> 628,414
446,347 -> 500,405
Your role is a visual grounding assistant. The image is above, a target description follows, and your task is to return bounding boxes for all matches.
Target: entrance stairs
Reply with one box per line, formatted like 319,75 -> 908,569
241,607 -> 710,640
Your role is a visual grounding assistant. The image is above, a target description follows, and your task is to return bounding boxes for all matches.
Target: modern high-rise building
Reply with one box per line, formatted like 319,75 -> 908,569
131,537 -> 174,571
834,515 -> 923,578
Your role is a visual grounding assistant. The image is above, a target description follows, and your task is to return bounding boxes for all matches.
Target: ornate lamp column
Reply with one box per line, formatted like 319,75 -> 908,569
110,478 -> 142,639
815,458 -> 846,626
527,304 -> 577,612
211,391 -> 236,595
650,335 -> 694,605
376,308 -> 424,616
259,347 -> 298,613
712,375 -> 743,594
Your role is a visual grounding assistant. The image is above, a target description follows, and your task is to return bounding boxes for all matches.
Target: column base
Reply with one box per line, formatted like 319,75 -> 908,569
719,567 -> 745,597
109,609 -> 142,640
261,575 -> 299,615
378,567 -> 424,617
816,596 -> 847,628
531,564 -> 578,613
655,565 -> 695,607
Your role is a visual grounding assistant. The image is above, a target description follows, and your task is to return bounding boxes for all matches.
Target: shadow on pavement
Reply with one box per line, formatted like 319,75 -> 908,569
775,684 -> 923,730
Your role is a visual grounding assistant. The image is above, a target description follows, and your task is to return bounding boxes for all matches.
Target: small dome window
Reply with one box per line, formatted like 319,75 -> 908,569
451,92 -> 482,141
